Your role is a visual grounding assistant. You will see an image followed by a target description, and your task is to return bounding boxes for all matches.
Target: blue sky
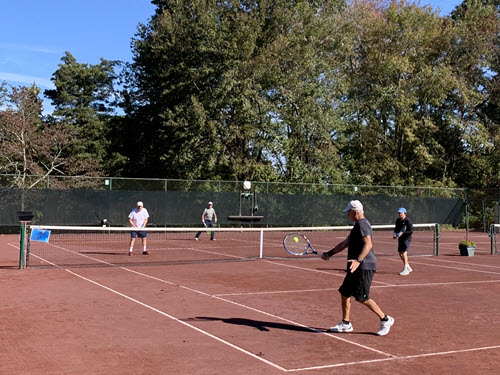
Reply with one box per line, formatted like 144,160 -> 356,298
1,0 -> 462,109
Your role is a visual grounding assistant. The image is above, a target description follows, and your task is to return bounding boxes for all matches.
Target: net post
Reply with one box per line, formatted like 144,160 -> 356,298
490,224 -> 494,255
435,223 -> 440,256
259,228 -> 264,258
17,211 -> 34,269
19,223 -> 25,269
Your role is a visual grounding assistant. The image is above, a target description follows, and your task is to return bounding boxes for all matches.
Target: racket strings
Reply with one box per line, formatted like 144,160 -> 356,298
284,234 -> 309,255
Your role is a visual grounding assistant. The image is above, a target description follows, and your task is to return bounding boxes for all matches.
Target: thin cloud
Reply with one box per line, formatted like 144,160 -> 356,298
0,43 -> 62,55
0,72 -> 53,89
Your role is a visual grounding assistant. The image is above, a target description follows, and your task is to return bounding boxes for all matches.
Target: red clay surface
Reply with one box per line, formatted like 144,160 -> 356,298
1,230 -> 499,375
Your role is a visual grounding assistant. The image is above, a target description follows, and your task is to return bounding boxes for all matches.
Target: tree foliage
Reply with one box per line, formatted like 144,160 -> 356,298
44,52 -> 118,173
0,85 -> 76,188
1,0 -> 499,189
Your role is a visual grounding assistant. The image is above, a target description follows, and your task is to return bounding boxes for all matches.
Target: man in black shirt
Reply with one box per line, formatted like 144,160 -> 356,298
393,207 -> 413,275
321,200 -> 394,336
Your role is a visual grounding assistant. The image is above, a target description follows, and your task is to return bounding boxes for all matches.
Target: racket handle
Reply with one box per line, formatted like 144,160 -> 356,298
320,252 -> 331,261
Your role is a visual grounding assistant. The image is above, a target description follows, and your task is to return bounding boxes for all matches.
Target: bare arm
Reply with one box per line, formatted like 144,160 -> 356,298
322,237 -> 349,260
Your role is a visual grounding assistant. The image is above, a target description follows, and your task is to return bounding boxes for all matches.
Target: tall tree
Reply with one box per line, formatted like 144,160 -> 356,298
120,0 -> 346,182
329,0 -> 499,187
0,85 -> 75,188
44,52 -> 118,174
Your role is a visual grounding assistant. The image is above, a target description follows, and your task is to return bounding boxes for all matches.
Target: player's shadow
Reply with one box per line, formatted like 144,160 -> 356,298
0,265 -> 19,269
317,267 -> 346,272
188,316 -> 324,333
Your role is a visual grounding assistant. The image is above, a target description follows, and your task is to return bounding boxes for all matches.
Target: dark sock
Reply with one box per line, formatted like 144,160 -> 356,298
342,320 -> 350,324
381,315 -> 389,322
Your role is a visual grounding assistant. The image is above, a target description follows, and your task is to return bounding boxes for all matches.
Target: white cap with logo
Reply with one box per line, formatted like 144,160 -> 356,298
137,201 -> 143,207
208,201 -> 213,205
342,200 -> 363,213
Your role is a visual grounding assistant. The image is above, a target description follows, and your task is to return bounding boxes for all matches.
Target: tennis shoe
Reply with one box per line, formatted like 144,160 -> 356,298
128,252 -> 133,256
329,321 -> 353,333
142,251 -> 149,255
210,238 -> 216,241
407,265 -> 413,272
399,268 -> 410,276
195,237 -> 198,241
377,316 -> 394,336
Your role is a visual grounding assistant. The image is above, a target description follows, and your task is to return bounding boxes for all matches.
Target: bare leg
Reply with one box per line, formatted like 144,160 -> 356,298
359,299 -> 385,320
129,238 -> 135,254
341,295 -> 351,321
399,251 -> 408,267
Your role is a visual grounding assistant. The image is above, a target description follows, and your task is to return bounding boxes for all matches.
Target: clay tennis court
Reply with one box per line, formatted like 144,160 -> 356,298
1,229 -> 499,374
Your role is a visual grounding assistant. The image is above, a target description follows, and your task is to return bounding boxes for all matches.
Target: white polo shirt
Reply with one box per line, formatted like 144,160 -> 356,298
129,208 -> 149,227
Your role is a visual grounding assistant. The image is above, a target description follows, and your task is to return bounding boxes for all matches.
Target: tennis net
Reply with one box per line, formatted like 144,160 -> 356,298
25,224 -> 438,268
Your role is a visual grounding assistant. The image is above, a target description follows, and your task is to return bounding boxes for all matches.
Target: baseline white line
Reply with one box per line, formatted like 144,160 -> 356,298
386,258 -> 500,275
417,257 -> 500,269
263,260 -> 396,286
29,247 -> 397,361
216,288 -> 338,297
287,345 -> 500,372
216,279 -> 500,296
373,279 -> 500,288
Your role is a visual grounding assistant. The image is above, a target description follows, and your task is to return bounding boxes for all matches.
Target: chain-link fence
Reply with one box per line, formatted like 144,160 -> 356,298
0,174 -> 470,230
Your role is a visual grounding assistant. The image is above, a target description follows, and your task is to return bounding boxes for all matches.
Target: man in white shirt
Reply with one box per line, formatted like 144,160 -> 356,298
128,201 -> 149,255
195,201 -> 217,241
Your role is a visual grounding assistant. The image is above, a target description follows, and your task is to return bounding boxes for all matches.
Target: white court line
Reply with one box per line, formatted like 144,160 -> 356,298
387,258 -> 500,275
286,345 -> 500,372
215,279 -> 500,296
20,245 -> 500,371
26,253 -> 287,372
263,260 -> 396,286
216,288 -> 338,297
27,246 -> 396,364
416,257 -> 500,269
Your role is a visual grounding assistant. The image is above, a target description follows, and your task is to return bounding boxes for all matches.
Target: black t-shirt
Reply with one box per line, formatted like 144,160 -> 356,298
394,217 -> 413,240
347,218 -> 377,271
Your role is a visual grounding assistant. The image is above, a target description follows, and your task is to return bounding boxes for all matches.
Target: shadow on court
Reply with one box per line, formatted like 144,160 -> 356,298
188,316 -> 325,332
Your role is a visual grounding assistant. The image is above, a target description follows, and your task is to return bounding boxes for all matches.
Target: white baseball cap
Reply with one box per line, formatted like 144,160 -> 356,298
208,201 -> 213,205
342,200 -> 363,213
137,201 -> 143,207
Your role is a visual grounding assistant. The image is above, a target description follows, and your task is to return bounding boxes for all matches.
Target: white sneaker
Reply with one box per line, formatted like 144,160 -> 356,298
399,267 -> 410,276
329,321 -> 353,333
195,237 -> 198,241
407,265 -> 413,272
377,316 -> 394,336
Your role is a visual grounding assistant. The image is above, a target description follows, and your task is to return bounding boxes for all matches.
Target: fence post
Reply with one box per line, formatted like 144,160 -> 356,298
482,200 -> 486,232
464,189 -> 469,241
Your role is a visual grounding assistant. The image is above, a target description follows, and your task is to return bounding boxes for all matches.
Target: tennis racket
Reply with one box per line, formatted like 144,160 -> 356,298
203,223 -> 211,235
396,225 -> 406,238
283,232 -> 320,256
